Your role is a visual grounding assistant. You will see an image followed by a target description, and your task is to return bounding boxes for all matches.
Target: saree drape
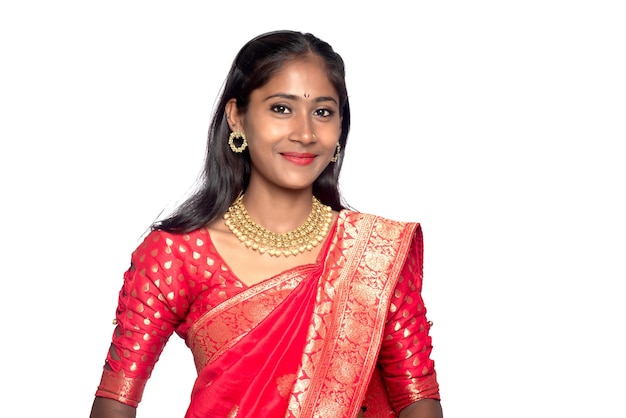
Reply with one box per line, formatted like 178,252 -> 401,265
95,210 -> 439,417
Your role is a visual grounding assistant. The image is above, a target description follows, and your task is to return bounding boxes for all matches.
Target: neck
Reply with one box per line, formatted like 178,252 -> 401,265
241,188 -> 315,234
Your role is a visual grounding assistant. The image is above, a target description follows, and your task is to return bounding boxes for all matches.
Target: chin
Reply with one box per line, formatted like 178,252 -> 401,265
278,178 -> 319,191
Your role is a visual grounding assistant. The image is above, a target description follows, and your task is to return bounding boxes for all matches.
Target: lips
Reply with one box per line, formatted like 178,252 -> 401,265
281,152 -> 316,166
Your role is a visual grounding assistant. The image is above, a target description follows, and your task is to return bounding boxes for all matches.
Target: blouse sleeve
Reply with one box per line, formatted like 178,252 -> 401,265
376,225 -> 440,413
95,230 -> 190,407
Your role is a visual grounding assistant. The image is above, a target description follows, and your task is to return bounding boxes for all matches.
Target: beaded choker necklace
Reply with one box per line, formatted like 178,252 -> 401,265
223,195 -> 333,257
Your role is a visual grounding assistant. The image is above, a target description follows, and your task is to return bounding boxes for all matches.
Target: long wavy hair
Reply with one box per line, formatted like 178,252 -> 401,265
154,30 -> 352,233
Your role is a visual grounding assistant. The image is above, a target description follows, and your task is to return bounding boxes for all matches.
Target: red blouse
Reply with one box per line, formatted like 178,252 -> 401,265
95,219 -> 439,413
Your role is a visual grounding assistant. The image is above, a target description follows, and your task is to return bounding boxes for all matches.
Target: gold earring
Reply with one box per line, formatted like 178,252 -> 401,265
330,142 -> 341,163
228,131 -> 248,153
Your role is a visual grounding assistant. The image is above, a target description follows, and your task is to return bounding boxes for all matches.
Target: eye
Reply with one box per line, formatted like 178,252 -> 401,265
271,104 -> 291,114
314,108 -> 335,117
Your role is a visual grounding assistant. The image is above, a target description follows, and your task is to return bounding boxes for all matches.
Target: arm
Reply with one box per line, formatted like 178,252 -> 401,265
90,397 -> 136,418
92,230 -> 186,416
378,226 -> 442,414
399,399 -> 443,418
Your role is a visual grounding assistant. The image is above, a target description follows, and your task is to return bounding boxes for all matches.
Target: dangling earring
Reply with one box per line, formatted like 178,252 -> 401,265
330,142 -> 341,163
228,131 -> 248,153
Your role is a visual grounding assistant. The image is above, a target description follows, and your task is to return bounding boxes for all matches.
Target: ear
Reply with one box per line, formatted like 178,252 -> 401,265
225,98 -> 243,131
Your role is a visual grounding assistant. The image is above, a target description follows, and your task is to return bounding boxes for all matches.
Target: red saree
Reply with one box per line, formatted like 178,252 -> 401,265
95,211 -> 440,417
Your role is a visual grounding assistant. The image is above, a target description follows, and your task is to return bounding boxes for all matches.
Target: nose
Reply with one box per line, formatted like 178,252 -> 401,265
289,113 -> 317,144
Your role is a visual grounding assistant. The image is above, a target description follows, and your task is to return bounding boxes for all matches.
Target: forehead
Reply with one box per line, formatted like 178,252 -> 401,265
259,56 -> 338,96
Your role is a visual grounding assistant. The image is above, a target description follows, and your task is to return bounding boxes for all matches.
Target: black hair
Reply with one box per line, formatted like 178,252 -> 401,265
154,30 -> 351,233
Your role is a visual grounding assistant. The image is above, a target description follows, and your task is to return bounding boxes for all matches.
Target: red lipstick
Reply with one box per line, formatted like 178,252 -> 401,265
281,152 -> 316,166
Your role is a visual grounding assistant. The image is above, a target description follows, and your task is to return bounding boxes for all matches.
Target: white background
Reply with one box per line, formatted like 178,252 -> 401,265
1,1 -> 625,417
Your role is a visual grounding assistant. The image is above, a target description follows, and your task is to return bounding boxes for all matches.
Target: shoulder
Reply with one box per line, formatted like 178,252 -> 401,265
131,227 -> 210,261
339,209 -> 422,238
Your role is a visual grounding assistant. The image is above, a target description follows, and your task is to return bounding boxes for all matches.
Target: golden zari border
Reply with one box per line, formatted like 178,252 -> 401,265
287,211 -> 417,417
187,270 -> 306,370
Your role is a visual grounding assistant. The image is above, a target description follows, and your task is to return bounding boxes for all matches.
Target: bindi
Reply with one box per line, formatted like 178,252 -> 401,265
304,93 -> 310,98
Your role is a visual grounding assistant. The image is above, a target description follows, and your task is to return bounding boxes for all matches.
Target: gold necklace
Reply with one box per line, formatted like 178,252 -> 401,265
223,195 -> 333,257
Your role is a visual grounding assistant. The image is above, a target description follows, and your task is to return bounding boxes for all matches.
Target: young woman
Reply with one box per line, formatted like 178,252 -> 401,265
90,30 -> 442,418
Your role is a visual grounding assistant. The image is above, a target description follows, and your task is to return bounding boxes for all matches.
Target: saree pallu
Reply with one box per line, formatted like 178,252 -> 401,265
185,212 -> 439,417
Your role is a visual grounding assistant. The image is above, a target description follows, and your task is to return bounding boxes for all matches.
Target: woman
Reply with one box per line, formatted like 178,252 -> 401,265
90,30 -> 442,418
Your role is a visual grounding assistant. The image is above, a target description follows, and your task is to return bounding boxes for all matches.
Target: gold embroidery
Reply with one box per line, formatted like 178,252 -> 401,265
276,373 -> 297,399
226,405 -> 239,417
187,273 -> 304,369
364,251 -> 392,271
289,211 -> 418,417
95,369 -> 148,407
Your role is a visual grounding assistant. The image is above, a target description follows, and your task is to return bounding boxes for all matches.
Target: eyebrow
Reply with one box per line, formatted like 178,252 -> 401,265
263,93 -> 338,105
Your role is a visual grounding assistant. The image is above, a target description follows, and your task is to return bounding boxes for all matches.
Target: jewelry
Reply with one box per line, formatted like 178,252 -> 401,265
330,142 -> 341,162
223,195 -> 333,257
228,131 -> 248,153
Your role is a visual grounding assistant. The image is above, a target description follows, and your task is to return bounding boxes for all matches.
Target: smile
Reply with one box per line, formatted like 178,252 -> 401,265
281,152 -> 316,166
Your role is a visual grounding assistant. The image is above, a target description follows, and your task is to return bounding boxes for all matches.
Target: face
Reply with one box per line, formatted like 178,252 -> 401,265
228,56 -> 342,193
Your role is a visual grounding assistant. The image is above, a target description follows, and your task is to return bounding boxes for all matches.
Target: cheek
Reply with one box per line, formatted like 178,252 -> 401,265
246,120 -> 288,145
321,123 -> 342,143
329,118 -> 342,136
